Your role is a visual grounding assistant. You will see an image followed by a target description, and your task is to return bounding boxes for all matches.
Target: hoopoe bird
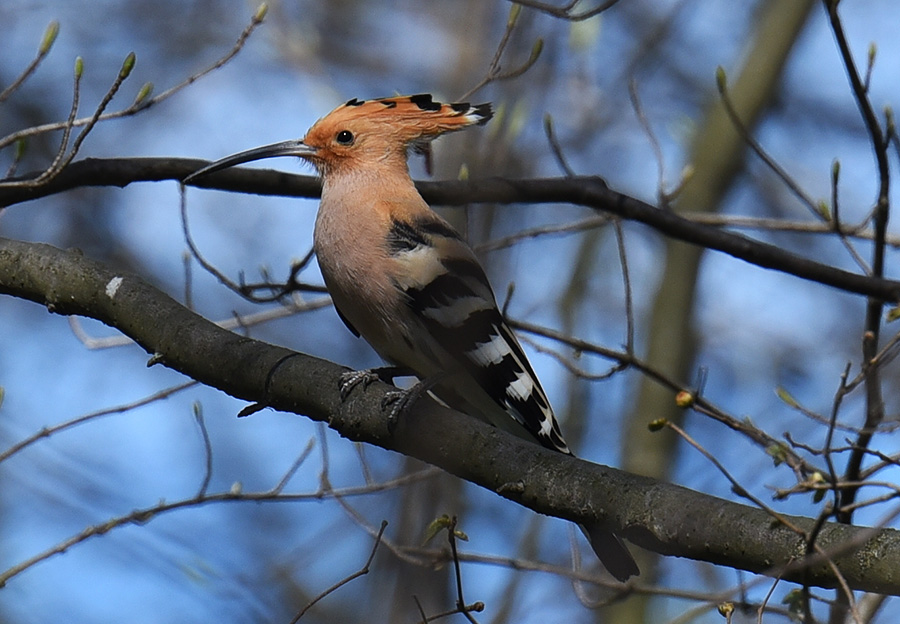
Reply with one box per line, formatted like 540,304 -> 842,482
185,94 -> 639,581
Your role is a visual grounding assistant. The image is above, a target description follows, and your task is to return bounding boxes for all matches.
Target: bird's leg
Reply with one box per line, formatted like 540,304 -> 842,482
339,365 -> 412,400
381,372 -> 449,431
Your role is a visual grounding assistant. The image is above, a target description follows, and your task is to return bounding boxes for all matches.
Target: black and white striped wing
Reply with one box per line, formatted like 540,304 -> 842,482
388,215 -> 571,455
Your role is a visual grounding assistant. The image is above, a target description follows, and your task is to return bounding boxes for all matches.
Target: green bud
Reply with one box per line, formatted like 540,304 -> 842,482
766,443 -> 787,467
133,82 -> 153,106
40,21 -> 60,55
775,386 -> 799,408
529,38 -> 544,64
675,390 -> 694,408
120,51 -> 136,79
715,66 -> 727,92
647,418 -> 668,431
423,514 -> 453,544
254,2 -> 268,22
782,588 -> 803,615
810,472 -> 826,503
508,3 -> 521,27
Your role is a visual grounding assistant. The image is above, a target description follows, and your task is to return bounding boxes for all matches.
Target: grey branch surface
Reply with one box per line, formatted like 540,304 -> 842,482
1,236 -> 898,594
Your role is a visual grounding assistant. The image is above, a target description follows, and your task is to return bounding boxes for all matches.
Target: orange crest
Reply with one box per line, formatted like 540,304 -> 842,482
316,93 -> 492,142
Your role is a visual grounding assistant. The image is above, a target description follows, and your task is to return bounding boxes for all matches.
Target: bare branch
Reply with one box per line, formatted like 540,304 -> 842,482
0,21 -> 59,104
824,0 -> 894,531
1,237 -> 897,593
6,162 -> 900,302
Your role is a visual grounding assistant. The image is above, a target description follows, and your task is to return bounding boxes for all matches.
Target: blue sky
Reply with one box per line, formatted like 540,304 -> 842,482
2,1 -> 900,622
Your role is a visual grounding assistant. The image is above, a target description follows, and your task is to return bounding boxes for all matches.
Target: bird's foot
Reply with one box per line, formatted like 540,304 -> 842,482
380,373 -> 449,431
380,387 -> 422,432
338,366 -> 411,400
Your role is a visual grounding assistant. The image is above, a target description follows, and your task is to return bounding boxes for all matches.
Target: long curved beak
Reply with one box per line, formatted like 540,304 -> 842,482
183,139 -> 315,183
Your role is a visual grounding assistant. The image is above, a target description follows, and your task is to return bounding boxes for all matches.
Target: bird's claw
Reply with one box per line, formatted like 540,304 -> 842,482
339,369 -> 381,400
380,376 -> 442,431
340,369 -> 440,433
381,390 -> 410,432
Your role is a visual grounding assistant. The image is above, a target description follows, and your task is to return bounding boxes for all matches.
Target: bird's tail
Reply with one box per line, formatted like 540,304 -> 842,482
579,523 -> 640,582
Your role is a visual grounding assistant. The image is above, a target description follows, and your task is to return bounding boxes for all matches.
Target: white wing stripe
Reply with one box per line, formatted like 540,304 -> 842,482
538,414 -> 556,439
422,295 -> 491,327
507,370 -> 535,402
467,328 -> 511,366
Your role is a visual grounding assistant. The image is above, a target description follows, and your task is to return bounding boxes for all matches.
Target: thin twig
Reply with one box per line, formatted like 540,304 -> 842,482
829,159 -> 871,273
823,365 -> 852,512
664,421 -> 805,535
0,4 -> 267,153
354,442 -> 375,486
68,296 -> 333,350
0,381 -> 197,465
506,0 -> 621,21
459,4 -> 542,101
511,318 -> 815,475
192,401 -> 214,497
0,52 -> 134,189
272,438 -> 317,495
613,219 -> 635,355
288,520 -> 388,623
474,215 -> 611,253
0,21 -> 59,104
756,573 -> 784,624
0,468 -> 432,588
42,58 -> 81,182
447,516 -> 482,623
716,67 -> 820,219
519,334 -> 626,381
628,79 -> 670,205
180,186 -> 325,302
543,114 -> 575,177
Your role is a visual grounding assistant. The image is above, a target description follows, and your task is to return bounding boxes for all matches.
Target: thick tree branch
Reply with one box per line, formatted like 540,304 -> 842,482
3,157 -> 898,302
1,236 -> 898,594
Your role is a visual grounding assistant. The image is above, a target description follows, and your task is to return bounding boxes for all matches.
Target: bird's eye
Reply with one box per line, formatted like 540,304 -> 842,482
335,130 -> 354,145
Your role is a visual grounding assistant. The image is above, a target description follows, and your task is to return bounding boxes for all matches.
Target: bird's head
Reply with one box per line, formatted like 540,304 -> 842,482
184,94 -> 492,182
